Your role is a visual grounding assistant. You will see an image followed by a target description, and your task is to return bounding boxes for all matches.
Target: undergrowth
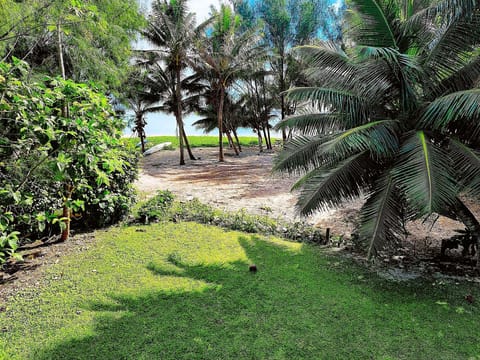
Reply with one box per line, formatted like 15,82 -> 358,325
135,191 -> 325,244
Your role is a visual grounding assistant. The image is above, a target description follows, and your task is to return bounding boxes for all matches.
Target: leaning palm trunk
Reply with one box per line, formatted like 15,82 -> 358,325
226,131 -> 239,155
257,128 -> 263,152
262,127 -> 269,150
175,68 -> 185,165
181,126 -> 196,160
266,125 -> 272,150
218,86 -> 225,162
233,129 -> 242,152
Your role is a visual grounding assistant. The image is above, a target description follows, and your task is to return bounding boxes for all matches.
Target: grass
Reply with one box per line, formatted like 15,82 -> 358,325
122,135 -> 276,149
1,222 -> 480,359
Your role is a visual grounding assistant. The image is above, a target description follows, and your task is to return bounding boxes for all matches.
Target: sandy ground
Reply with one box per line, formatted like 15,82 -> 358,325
137,147 -> 349,231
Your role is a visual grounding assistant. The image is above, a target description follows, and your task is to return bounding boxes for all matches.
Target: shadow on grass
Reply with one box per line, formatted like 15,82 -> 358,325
36,236 -> 480,360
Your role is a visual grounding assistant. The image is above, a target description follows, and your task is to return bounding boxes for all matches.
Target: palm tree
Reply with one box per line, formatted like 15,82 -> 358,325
237,70 -> 278,151
193,89 -> 243,155
144,0 -> 208,165
274,0 -> 480,264
124,67 -> 162,153
193,4 -> 264,162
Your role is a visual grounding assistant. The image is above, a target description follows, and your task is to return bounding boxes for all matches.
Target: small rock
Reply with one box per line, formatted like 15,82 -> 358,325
76,310 -> 82,315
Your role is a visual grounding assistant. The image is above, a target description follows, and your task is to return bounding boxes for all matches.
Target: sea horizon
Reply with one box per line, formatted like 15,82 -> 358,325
123,111 -> 280,138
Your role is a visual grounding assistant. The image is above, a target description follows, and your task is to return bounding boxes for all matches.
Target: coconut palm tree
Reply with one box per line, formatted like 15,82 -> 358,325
123,67 -> 162,153
192,88 -> 243,155
144,0 -> 208,165
236,70 -> 278,151
193,4 -> 265,162
274,0 -> 480,264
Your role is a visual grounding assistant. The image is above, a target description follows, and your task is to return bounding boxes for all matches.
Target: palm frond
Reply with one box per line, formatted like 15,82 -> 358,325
286,87 -> 369,122
423,14 -> 480,86
273,135 -> 336,175
358,172 -> 404,257
295,152 -> 373,215
450,139 -> 480,198
347,0 -> 398,48
429,56 -> 480,98
274,120 -> 397,174
275,112 -> 348,135
295,44 -> 356,87
421,89 -> 480,140
393,131 -> 458,217
408,0 -> 478,26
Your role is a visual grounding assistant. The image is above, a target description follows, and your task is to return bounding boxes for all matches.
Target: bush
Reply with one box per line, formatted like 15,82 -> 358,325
0,59 -> 139,263
137,191 -> 176,224
74,145 -> 139,229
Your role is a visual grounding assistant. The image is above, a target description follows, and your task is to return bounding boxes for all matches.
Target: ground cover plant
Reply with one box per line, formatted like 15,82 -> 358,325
1,222 -> 480,359
123,135 -> 274,150
136,191 -> 325,243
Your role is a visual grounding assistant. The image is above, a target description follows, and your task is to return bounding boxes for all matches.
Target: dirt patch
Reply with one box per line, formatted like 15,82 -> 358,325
0,233 -> 97,304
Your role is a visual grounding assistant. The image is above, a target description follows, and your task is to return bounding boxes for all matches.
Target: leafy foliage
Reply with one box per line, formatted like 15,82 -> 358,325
1,0 -> 146,90
137,190 -> 175,224
0,59 -> 138,261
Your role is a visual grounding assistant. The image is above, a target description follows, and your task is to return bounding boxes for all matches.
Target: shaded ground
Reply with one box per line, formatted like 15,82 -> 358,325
0,234 -> 96,303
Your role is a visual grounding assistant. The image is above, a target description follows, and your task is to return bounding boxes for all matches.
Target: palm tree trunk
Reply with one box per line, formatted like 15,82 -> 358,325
226,131 -> 239,155
266,124 -> 272,150
60,184 -> 73,242
257,127 -> 263,153
218,85 -> 225,162
181,126 -> 196,160
58,21 -> 71,242
233,129 -> 242,152
280,55 -> 287,143
136,112 -> 146,153
452,200 -> 480,268
262,126 -> 269,151
175,68 -> 185,165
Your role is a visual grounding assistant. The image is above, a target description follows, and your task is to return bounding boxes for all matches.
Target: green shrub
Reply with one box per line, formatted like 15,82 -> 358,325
134,197 -> 325,244
137,190 -> 176,224
0,59 -> 138,259
74,144 -> 139,229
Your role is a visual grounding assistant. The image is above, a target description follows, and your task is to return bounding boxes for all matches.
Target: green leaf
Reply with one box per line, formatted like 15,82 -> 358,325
393,131 -> 457,217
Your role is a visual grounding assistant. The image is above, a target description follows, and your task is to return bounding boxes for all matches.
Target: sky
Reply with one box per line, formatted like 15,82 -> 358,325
189,0 -> 220,22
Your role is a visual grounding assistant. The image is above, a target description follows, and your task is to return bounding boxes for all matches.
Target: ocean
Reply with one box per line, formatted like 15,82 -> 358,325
124,111 -> 279,137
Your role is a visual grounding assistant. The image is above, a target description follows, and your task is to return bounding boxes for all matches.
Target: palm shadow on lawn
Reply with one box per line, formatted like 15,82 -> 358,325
36,236 -> 479,360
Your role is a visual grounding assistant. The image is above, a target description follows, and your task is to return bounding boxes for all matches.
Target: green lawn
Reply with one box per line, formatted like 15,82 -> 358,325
1,222 -> 480,359
123,135 -> 275,149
